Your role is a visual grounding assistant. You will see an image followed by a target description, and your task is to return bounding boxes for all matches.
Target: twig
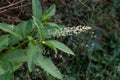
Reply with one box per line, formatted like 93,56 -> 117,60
0,3 -> 31,14
0,17 -> 24,23
78,0 -> 88,8
0,0 -> 26,10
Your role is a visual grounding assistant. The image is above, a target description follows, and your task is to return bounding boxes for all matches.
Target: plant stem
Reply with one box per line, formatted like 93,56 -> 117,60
0,27 -> 38,59
0,39 -> 29,59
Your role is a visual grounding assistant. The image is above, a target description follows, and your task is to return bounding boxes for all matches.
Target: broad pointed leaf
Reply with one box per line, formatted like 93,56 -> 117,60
14,20 -> 33,39
27,40 -> 43,72
8,34 -> 20,46
32,0 -> 42,19
41,4 -> 56,21
35,54 -> 63,80
42,41 -> 57,54
0,60 -> 14,80
0,23 -> 14,33
46,40 -> 75,55
0,23 -> 22,39
3,50 -> 28,64
33,17 -> 45,41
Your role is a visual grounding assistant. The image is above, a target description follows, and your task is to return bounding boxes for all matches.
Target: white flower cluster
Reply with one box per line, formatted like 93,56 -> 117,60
115,66 -> 120,74
50,25 -> 92,37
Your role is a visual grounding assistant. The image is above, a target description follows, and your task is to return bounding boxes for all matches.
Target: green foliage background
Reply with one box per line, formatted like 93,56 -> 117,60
0,0 -> 120,80
51,0 -> 120,80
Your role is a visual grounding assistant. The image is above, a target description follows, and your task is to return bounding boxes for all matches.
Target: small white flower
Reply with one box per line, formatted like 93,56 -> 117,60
92,43 -> 95,46
92,31 -> 94,34
94,35 -> 97,38
85,45 -> 89,47
35,68 -> 40,72
59,55 -> 63,58
115,66 -> 120,73
51,25 -> 92,37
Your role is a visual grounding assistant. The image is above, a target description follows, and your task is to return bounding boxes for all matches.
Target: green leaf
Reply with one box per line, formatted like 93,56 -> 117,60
35,54 -> 63,80
0,60 -> 14,80
14,20 -> 33,39
0,35 -> 9,51
42,41 -> 57,54
3,50 -> 28,64
0,23 -> 14,33
8,34 -> 20,46
45,4 -> 56,17
0,71 -> 14,80
0,23 -> 22,39
27,40 -> 43,72
46,40 -> 75,55
33,17 -> 45,41
41,4 -> 56,21
32,0 -> 42,19
40,26 -> 56,39
45,22 -> 61,30
12,63 -> 23,72
27,36 -> 34,41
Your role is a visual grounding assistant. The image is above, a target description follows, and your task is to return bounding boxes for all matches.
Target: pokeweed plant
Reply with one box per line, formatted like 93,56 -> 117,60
0,0 -> 75,80
0,0 -> 91,80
